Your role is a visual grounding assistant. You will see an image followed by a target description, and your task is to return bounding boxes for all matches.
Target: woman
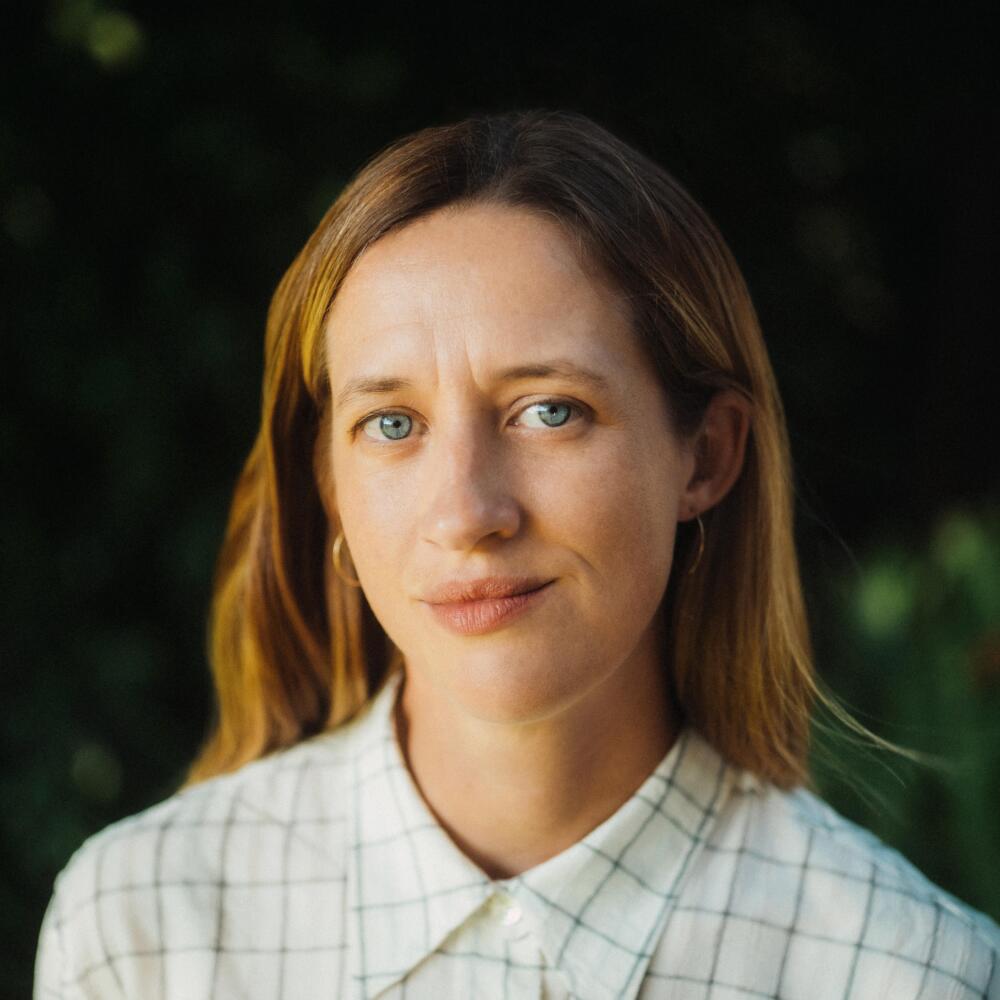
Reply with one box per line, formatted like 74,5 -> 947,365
35,109 -> 999,999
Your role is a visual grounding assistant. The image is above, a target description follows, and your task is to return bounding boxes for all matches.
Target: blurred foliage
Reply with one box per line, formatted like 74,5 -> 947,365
1,1 -> 996,997
811,505 -> 1000,921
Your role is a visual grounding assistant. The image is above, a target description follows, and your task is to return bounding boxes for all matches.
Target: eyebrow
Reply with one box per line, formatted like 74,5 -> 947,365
333,360 -> 612,413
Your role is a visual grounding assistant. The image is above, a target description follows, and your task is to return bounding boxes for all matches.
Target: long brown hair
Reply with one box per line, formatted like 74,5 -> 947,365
185,108 -> 891,790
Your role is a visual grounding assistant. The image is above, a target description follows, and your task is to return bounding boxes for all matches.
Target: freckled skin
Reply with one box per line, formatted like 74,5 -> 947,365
323,203 -> 751,877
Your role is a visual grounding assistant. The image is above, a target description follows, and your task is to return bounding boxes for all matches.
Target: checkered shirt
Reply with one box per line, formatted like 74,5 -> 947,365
35,668 -> 1000,999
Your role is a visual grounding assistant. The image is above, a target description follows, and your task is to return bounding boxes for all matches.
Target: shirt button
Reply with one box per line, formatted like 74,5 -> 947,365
489,891 -> 522,926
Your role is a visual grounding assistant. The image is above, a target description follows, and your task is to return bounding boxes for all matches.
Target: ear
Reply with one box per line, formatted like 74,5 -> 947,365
679,388 -> 753,521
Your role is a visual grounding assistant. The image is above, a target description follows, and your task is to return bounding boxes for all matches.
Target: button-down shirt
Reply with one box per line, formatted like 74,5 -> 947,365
35,669 -> 1000,999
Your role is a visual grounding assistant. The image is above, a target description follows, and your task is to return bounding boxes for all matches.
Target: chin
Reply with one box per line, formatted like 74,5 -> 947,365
445,653 -> 601,725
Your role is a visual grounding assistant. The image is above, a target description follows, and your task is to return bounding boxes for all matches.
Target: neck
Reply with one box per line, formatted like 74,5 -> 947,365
394,645 -> 677,880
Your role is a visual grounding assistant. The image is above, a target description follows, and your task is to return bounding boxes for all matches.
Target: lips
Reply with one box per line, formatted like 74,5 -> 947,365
423,580 -> 554,636
422,576 -> 552,605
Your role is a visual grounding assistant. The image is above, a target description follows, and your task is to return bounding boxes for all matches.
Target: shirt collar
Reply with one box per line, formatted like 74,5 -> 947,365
346,669 -> 735,1000
507,722 -> 734,1000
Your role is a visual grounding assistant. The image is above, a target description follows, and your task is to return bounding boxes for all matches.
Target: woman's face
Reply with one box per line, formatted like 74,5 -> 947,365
324,203 -> 698,724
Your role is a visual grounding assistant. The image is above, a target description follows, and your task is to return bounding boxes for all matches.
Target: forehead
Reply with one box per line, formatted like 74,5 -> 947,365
323,203 -> 639,376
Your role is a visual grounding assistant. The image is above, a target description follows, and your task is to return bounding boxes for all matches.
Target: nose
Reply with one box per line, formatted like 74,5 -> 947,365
419,420 -> 522,552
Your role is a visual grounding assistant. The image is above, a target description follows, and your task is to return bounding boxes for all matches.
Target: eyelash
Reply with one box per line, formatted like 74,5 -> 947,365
352,398 -> 588,443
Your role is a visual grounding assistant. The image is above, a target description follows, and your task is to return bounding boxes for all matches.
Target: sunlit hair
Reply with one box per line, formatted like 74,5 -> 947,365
185,108 -> 891,790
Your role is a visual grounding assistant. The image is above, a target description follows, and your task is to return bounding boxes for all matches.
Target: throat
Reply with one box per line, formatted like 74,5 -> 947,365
392,664 -> 676,879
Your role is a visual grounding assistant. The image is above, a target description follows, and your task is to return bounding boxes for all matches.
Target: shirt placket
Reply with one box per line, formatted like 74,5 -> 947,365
487,888 -> 553,1000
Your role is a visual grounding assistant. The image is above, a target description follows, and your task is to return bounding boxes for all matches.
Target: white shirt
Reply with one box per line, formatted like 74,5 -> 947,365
35,668 -> 1000,999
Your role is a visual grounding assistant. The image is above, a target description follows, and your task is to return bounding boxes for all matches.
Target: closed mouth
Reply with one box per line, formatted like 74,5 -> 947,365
444,580 -> 553,604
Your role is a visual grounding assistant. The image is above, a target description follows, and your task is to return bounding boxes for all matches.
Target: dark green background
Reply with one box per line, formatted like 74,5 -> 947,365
4,3 -> 998,996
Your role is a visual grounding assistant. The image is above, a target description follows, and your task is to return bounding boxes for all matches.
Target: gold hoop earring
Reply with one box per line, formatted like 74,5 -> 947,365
331,530 -> 362,588
687,515 -> 705,575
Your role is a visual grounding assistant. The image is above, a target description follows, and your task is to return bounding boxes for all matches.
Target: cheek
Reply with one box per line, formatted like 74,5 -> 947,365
329,454 -> 408,580
529,433 -> 680,575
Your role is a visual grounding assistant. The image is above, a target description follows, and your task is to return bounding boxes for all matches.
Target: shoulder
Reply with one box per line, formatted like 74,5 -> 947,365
35,721 -> 360,999
692,772 -> 1000,999
53,721 -> 357,909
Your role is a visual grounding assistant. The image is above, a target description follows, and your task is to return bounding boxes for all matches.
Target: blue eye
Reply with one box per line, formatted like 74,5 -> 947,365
356,399 -> 582,443
361,412 -> 413,441
519,400 -> 574,429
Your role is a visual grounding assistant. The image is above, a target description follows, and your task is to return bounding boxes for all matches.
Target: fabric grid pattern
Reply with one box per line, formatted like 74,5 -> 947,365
35,668 -> 1000,999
